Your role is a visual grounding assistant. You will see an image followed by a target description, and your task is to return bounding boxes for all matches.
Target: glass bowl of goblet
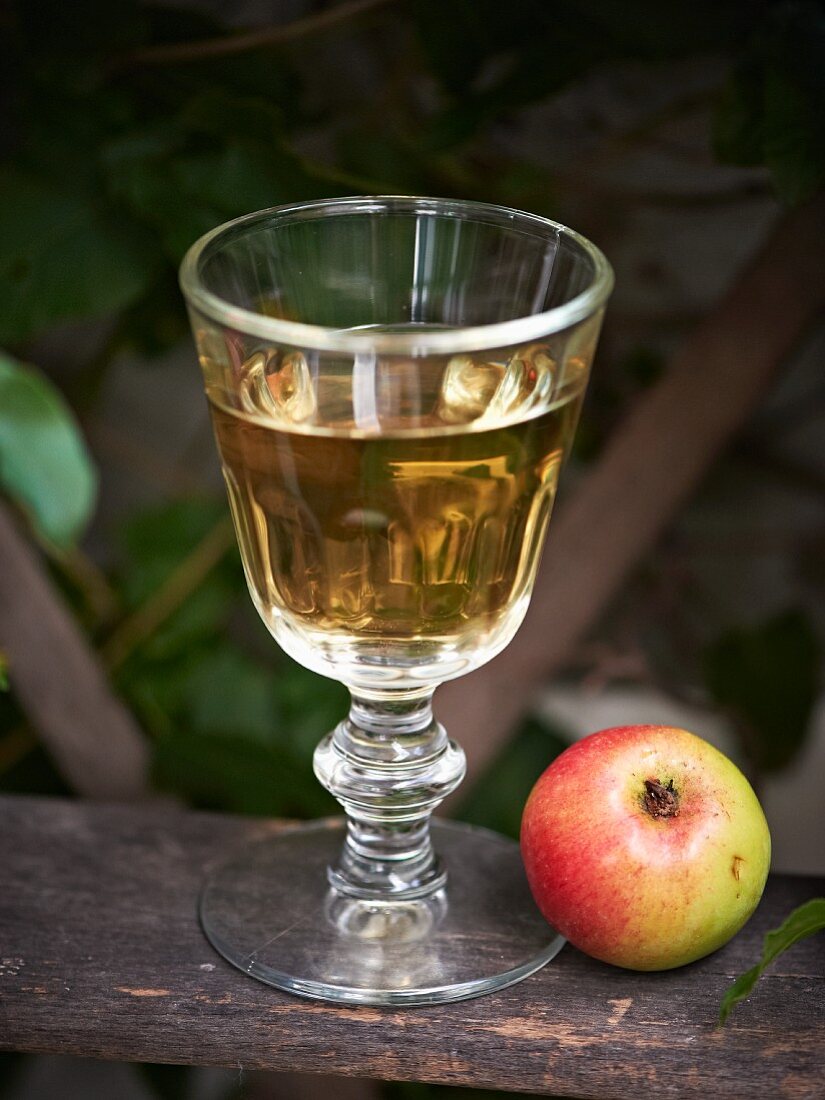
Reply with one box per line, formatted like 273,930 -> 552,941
180,196 -> 613,1006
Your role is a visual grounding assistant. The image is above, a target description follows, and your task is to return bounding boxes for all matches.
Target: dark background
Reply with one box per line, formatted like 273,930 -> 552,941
1,1 -> 823,1097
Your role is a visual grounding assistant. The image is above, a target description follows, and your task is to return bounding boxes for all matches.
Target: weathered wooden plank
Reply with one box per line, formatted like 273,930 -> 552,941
0,795 -> 822,1099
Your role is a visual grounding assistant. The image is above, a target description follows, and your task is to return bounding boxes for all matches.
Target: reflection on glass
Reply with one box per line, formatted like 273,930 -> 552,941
181,197 -> 612,1005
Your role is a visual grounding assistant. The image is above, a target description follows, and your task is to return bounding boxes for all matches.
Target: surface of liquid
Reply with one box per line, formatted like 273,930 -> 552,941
207,336 -> 587,686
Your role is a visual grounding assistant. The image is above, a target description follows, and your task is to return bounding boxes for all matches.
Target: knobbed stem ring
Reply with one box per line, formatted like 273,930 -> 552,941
314,689 -> 466,900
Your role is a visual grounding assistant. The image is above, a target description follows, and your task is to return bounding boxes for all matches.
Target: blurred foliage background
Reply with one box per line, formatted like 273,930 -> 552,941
1,0 -> 824,1097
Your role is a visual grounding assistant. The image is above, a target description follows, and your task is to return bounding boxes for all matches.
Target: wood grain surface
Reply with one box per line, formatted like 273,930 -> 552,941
0,795 -> 823,1099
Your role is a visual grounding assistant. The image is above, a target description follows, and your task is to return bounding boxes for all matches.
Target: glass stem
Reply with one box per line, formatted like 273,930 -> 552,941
313,688 -> 466,900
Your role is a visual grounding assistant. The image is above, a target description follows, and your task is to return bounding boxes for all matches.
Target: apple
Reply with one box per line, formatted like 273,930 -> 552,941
520,725 -> 771,970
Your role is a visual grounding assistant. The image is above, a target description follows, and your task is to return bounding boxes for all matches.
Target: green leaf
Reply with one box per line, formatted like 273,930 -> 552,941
0,351 -> 97,546
182,647 -> 277,744
456,714 -> 570,839
703,610 -> 819,773
713,1 -> 825,203
104,117 -> 336,263
139,582 -> 236,662
0,651 -> 8,691
413,0 -> 751,147
111,499 -> 238,668
272,659 -> 348,759
102,130 -> 223,263
118,497 -> 229,605
172,139 -> 335,221
179,89 -> 285,146
334,128 -> 428,193
151,727 -> 335,818
0,169 -> 157,344
116,271 -> 189,357
763,64 -> 825,205
713,64 -> 765,167
719,898 -> 825,1024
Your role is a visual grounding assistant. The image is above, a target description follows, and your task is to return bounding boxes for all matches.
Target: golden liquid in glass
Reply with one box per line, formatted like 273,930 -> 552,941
207,344 -> 586,684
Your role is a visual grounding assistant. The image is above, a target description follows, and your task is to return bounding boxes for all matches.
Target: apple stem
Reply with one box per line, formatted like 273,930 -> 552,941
644,777 -> 679,818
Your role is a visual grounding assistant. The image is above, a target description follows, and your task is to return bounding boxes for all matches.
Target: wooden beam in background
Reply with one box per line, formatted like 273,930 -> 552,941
438,192 -> 825,789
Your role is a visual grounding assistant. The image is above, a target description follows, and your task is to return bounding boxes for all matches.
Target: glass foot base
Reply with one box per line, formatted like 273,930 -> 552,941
200,818 -> 565,1006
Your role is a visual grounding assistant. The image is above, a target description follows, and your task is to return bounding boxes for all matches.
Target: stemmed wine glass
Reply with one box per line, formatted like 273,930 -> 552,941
180,196 -> 612,1005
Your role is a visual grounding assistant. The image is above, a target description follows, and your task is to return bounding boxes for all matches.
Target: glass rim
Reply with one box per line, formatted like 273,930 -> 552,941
179,195 -> 614,355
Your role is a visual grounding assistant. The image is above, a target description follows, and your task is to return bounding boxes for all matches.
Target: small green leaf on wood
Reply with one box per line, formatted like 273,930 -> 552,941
0,351 -> 97,546
719,898 -> 825,1024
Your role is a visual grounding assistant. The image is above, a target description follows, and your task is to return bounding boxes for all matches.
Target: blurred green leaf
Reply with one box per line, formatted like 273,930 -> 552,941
414,0 -> 751,147
456,714 -> 570,839
130,632 -> 344,815
113,494 -> 345,817
713,1 -> 825,204
105,153 -> 222,263
0,652 -> 8,691
116,271 -> 190,356
714,63 -> 765,167
118,497 -> 229,605
139,582 -> 236,662
763,64 -> 825,206
101,117 -> 229,263
272,659 -> 348,759
112,498 -> 238,700
0,351 -> 97,545
103,103 -> 339,263
123,656 -> 195,740
182,647 -> 277,743
335,127 -> 428,192
0,169 -> 157,344
719,898 -> 825,1024
179,89 -> 285,145
152,725 -> 335,817
704,610 -> 819,773
172,141 -> 312,219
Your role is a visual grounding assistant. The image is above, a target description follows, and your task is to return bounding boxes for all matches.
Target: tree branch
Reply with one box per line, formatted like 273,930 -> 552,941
0,502 -> 150,799
100,516 -> 235,672
438,192 -> 825,793
124,0 -> 396,68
